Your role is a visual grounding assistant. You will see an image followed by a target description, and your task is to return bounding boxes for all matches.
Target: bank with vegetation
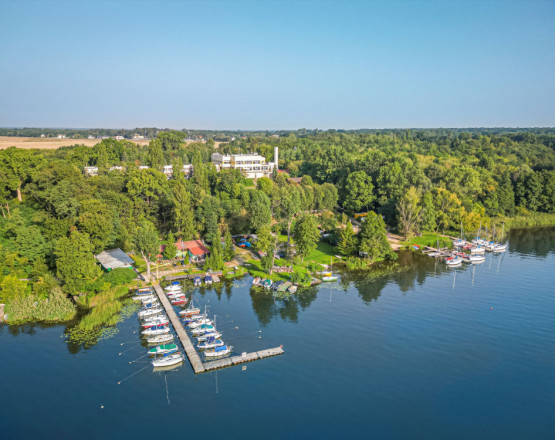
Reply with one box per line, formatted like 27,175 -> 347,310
0,129 -> 553,323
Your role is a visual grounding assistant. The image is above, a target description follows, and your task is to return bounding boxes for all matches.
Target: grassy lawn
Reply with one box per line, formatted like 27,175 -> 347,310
306,241 -> 337,265
401,233 -> 452,249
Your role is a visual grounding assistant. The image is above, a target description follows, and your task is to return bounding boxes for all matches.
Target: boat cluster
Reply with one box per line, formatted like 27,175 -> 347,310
134,287 -> 183,367
181,304 -> 233,359
252,277 -> 298,293
444,237 -> 507,267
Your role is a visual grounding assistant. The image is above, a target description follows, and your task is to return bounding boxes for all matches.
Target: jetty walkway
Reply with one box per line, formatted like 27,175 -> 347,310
152,283 -> 283,374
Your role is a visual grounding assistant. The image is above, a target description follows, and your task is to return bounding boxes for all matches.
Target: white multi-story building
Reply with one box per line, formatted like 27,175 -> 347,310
211,147 -> 278,179
162,164 -> 193,179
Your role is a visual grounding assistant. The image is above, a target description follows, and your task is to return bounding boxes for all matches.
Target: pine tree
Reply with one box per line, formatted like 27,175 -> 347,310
223,226 -> 235,262
337,221 -> 358,256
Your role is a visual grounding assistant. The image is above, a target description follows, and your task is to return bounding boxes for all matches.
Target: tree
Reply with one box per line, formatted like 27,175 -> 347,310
163,242 -> 177,260
320,210 -> 336,231
249,190 -> 272,231
78,199 -> 114,253
147,139 -> 164,169
358,211 -> 394,261
343,171 -> 374,213
256,177 -> 274,195
0,147 -> 42,202
55,230 -> 101,294
420,191 -> 437,232
397,187 -> 422,240
292,214 -> 320,260
223,226 -> 235,262
171,180 -> 195,239
260,243 -> 276,273
255,223 -> 273,253
126,168 -> 167,206
277,186 -> 302,256
337,221 -> 358,256
205,232 -> 224,271
132,220 -> 159,282
15,225 -> 47,262
497,173 -> 515,215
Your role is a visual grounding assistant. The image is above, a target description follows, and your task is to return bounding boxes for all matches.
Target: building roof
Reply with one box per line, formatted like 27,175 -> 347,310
175,239 -> 209,256
95,248 -> 134,270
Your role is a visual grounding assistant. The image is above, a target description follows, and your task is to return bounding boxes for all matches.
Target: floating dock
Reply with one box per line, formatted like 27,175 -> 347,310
152,283 -> 283,374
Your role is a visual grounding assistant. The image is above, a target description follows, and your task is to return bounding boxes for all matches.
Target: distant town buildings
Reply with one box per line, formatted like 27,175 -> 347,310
114,135 -> 124,140
162,164 -> 194,179
57,134 -> 66,139
109,166 -> 124,172
132,134 -> 145,140
87,135 -> 95,140
211,147 -> 278,179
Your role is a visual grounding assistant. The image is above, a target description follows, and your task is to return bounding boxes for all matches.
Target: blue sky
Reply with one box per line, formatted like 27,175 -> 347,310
1,0 -> 554,129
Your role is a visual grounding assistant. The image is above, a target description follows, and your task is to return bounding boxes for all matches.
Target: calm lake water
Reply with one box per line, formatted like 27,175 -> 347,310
1,227 -> 554,440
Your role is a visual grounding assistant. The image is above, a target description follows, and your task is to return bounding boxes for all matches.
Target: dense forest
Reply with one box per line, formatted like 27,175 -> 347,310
0,129 -> 554,323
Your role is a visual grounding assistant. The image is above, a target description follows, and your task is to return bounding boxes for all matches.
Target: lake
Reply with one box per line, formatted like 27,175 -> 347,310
1,227 -> 554,439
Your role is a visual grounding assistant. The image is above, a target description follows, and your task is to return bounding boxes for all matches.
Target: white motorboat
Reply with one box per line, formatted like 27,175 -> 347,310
462,254 -> 486,263
152,352 -> 183,367
196,331 -> 222,342
493,243 -> 507,252
148,343 -> 178,356
134,294 -> 156,302
445,255 -> 463,266
197,338 -> 224,350
470,246 -> 486,254
146,334 -> 174,345
188,318 -> 212,329
204,345 -> 232,358
138,307 -> 163,318
165,284 -> 182,292
141,326 -> 170,337
141,316 -> 169,328
191,324 -> 216,336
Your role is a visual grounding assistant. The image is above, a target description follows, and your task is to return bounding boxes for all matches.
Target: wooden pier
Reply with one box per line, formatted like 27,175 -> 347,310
152,283 -> 284,374
152,284 -> 205,373
202,346 -> 284,373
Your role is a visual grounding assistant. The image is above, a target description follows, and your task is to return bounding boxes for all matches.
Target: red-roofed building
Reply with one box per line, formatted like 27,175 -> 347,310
159,239 -> 210,262
176,239 -> 209,262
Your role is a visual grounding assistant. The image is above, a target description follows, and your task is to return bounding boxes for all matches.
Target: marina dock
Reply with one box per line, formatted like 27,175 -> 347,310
152,283 -> 284,374
153,284 -> 205,373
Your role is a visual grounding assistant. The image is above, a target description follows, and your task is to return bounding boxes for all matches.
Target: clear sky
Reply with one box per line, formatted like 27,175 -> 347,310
1,0 -> 554,129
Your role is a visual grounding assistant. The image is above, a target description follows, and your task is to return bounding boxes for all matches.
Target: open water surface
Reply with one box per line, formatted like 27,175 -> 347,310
1,227 -> 554,439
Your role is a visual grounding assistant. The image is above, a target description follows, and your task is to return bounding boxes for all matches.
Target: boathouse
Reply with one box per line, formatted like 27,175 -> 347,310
95,248 -> 134,271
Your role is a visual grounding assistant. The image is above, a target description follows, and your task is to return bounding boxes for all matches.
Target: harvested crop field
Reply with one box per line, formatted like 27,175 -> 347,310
0,136 -> 149,149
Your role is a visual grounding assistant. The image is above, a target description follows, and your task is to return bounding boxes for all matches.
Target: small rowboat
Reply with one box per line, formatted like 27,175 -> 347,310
152,352 -> 183,367
252,277 -> 261,286
148,343 -> 178,356
445,255 -> 463,266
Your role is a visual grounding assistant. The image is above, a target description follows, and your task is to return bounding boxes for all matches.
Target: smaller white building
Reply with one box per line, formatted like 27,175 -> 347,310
87,135 -> 95,140
57,134 -> 66,139
114,135 -> 125,140
84,166 -> 98,176
132,134 -> 145,140
109,166 -> 124,172
138,165 -> 149,170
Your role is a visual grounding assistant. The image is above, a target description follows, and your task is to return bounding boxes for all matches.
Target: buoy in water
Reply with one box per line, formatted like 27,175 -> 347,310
490,307 -> 493,310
